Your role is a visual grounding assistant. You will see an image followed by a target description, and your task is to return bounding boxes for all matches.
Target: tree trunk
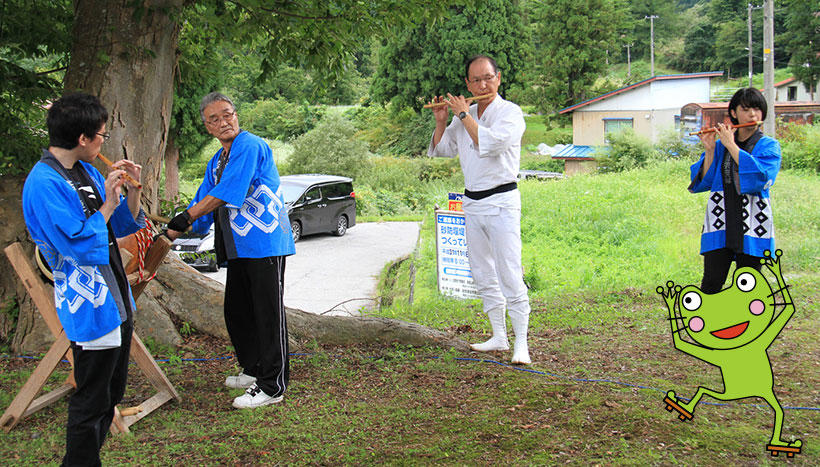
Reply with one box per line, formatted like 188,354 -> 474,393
164,133 -> 179,204
140,254 -> 469,351
3,1 -> 466,355
63,0 -> 182,214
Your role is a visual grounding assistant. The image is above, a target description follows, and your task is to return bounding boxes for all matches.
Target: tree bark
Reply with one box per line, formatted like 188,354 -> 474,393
63,0 -> 182,214
164,133 -> 179,203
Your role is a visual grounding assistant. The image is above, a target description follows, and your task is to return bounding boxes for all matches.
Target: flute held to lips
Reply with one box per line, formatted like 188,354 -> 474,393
423,93 -> 495,109
96,153 -> 142,189
688,120 -> 763,136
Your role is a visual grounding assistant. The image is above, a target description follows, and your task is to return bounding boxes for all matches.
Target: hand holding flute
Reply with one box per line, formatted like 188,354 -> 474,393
97,153 -> 143,189
423,93 -> 494,109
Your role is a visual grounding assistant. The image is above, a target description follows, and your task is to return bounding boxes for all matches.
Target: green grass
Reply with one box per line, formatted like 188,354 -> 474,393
377,158 -> 820,328
11,147 -> 818,465
521,115 -> 572,147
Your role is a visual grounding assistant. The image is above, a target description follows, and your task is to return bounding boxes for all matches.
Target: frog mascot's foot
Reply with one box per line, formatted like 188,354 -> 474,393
663,390 -> 693,422
766,439 -> 801,458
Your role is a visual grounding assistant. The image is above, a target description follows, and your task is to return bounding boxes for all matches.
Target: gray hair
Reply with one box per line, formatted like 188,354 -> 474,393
200,92 -> 236,122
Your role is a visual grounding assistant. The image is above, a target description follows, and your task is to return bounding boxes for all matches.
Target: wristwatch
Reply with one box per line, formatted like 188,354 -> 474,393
458,111 -> 468,120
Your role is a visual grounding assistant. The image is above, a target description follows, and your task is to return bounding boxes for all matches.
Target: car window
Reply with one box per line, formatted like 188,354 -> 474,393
280,181 -> 306,203
325,182 -> 353,199
304,187 -> 322,203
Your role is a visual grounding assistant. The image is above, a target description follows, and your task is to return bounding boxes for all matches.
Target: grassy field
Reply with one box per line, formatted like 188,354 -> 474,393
3,160 -> 819,464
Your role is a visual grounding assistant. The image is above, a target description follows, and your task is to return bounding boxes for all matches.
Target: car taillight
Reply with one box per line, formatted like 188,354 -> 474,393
350,191 -> 355,198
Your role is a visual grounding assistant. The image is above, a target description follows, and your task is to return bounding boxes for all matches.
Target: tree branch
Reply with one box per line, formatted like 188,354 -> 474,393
257,6 -> 340,21
224,0 -> 277,38
36,66 -> 68,76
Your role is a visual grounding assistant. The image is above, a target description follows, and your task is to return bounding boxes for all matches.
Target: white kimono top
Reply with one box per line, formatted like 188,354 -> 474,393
428,95 -> 526,215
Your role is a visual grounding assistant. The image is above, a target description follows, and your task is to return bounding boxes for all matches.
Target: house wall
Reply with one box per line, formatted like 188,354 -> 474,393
571,77 -> 712,144
572,109 -> 679,145
775,80 -> 818,102
581,78 -> 712,112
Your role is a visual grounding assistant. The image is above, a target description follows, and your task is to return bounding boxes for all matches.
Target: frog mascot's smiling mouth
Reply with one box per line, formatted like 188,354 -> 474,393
710,321 -> 749,339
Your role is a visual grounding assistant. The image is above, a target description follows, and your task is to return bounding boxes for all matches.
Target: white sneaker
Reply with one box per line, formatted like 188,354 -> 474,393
232,384 -> 283,409
225,372 -> 256,389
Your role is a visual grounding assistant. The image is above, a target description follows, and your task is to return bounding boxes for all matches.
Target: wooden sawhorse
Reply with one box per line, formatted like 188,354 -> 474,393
1,238 -> 179,434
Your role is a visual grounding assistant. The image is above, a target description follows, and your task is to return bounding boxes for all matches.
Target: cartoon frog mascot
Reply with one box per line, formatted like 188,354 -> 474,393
657,249 -> 802,458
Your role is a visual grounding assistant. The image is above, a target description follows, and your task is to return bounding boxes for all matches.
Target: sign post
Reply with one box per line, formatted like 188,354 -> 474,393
434,209 -> 478,300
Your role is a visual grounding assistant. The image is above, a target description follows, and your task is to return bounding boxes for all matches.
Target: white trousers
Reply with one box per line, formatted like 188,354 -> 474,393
464,208 -> 530,320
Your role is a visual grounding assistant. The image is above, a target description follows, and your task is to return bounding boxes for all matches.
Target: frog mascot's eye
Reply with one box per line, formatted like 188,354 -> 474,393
681,291 -> 702,311
736,272 -> 756,292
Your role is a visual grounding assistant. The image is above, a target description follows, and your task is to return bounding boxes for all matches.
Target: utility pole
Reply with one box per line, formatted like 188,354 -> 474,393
747,3 -> 762,87
645,15 -> 659,76
623,43 -> 633,79
763,0 -> 775,135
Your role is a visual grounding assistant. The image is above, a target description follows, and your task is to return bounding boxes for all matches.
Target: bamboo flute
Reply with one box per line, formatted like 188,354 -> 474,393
96,153 -> 142,189
688,120 -> 763,136
423,93 -> 495,109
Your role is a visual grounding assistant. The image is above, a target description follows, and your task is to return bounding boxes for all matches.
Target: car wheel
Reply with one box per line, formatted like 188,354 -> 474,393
291,220 -> 302,242
333,215 -> 348,237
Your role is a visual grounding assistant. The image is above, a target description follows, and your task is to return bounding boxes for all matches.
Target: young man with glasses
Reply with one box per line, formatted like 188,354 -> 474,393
428,54 -> 532,365
22,92 -> 145,465
166,92 -> 295,408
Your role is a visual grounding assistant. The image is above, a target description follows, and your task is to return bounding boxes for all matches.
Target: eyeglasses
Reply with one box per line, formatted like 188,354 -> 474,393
96,132 -> 110,141
205,110 -> 236,126
468,73 -> 498,85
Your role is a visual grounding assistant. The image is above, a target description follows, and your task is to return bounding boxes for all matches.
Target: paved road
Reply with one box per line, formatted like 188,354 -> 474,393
201,222 -> 420,316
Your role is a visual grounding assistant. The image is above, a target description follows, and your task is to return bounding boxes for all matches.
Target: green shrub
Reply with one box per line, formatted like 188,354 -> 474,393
656,129 -> 701,160
596,129 -> 660,173
520,153 -> 565,173
241,98 -> 324,141
417,157 -> 461,182
347,103 -> 435,157
353,155 -> 464,217
287,114 -> 371,179
780,122 -> 820,172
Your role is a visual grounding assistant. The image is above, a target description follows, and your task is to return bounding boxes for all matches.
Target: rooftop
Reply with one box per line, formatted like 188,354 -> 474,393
559,71 -> 724,114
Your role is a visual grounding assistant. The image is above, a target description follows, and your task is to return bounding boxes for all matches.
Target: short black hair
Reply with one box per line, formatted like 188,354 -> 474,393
728,87 -> 767,125
47,93 -> 108,150
465,54 -> 498,78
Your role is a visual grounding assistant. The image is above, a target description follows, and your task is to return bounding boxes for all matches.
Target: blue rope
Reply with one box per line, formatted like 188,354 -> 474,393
3,352 -> 818,411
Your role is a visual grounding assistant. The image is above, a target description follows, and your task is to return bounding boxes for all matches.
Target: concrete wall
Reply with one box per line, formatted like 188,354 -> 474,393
563,160 -> 598,176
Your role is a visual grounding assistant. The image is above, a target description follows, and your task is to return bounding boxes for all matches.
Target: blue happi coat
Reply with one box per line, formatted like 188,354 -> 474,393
189,130 -> 295,258
22,156 -> 145,342
689,135 -> 781,257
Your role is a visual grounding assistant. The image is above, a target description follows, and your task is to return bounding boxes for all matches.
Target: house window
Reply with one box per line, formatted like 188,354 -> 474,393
787,86 -> 797,101
604,118 -> 633,136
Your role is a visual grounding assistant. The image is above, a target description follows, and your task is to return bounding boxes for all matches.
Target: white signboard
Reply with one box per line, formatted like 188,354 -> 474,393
435,210 -> 478,300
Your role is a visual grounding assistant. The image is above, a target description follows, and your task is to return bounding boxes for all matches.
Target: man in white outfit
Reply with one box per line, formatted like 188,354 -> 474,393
428,54 -> 531,365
